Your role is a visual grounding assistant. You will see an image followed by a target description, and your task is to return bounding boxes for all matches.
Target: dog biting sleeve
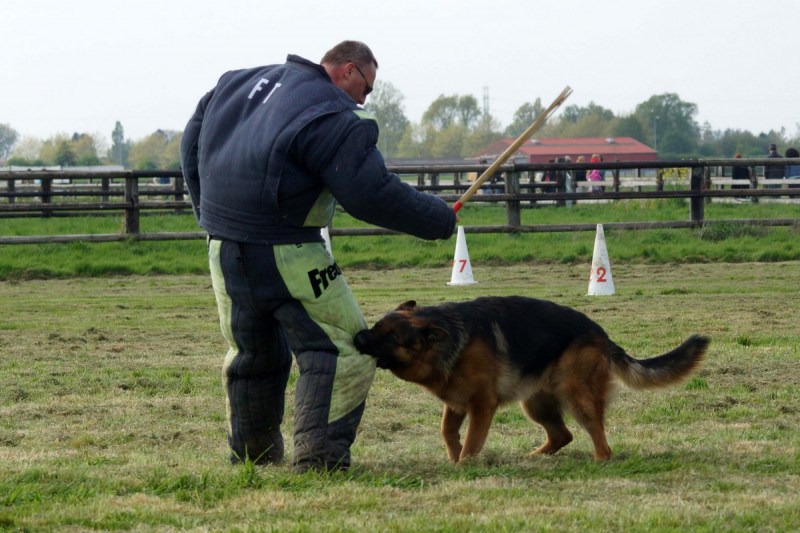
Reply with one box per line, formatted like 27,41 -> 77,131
272,242 -> 375,468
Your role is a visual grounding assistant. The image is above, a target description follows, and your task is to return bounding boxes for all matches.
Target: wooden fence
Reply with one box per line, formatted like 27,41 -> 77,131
1,158 -> 798,245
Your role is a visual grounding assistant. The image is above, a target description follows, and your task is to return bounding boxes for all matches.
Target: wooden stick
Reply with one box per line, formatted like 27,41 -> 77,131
452,85 -> 573,213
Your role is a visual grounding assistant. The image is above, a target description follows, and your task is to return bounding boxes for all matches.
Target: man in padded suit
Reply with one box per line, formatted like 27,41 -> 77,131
180,41 -> 455,472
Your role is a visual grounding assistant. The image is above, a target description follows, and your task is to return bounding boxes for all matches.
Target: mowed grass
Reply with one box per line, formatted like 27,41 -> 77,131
1,263 -> 799,531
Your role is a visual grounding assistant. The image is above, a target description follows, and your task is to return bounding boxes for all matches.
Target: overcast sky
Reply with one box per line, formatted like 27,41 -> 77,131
3,0 -> 797,147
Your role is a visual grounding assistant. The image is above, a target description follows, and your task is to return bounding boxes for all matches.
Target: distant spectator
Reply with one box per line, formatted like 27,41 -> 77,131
477,157 -> 504,194
785,147 -> 800,188
587,154 -> 605,193
574,155 -> 587,192
487,172 -> 505,194
555,156 -> 570,191
542,159 -> 556,193
562,156 -> 575,207
731,153 -> 750,190
764,143 -> 783,188
554,156 -> 571,206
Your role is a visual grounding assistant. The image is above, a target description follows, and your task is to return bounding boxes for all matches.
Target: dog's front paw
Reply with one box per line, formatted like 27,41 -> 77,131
446,443 -> 462,463
456,452 -> 481,465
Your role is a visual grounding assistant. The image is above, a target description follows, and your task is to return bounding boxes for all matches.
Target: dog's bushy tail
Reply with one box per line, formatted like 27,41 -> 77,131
609,335 -> 709,389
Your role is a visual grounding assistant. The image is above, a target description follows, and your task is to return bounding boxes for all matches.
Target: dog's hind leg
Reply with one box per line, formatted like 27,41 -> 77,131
557,344 -> 614,460
522,392 -> 573,456
568,398 -> 612,461
441,405 -> 466,462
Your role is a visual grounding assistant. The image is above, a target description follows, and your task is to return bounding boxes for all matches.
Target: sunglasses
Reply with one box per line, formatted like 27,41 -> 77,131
351,63 -> 373,96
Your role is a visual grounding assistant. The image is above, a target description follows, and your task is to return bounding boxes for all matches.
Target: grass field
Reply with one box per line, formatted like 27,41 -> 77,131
1,261 -> 798,531
1,201 -> 799,280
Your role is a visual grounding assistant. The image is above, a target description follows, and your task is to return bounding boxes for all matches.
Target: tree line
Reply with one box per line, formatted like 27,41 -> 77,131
0,122 -> 181,170
2,87 -> 798,169
365,82 -> 799,160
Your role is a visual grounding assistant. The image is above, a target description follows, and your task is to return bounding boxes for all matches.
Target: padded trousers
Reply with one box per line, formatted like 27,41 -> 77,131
208,237 -> 376,471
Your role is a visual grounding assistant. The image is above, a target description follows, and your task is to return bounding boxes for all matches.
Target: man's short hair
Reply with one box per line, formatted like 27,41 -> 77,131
321,40 -> 378,69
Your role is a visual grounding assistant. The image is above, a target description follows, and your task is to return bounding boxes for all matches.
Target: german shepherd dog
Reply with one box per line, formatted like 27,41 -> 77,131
354,296 -> 708,463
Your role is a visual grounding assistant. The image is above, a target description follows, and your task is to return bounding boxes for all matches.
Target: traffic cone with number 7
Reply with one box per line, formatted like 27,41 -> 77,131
447,226 -> 477,286
588,224 -> 615,295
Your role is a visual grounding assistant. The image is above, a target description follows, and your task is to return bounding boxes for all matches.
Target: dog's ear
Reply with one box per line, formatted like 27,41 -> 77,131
422,324 -> 449,345
396,300 -> 417,311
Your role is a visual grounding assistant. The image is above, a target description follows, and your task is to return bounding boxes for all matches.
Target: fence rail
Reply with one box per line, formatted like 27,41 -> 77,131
1,159 -> 799,245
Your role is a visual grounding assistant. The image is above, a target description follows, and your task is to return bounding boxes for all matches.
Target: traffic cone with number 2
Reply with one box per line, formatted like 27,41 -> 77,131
588,224 -> 615,295
447,226 -> 477,285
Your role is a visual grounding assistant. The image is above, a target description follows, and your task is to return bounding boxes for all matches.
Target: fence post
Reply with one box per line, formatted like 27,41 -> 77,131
40,178 -> 52,217
7,179 -> 15,204
748,166 -> 759,203
565,170 -> 575,208
124,175 -> 140,235
748,167 -> 758,189
101,177 -> 110,204
704,166 -> 713,205
506,171 -> 521,228
690,167 -> 704,226
173,176 -> 184,213
555,168 -> 566,207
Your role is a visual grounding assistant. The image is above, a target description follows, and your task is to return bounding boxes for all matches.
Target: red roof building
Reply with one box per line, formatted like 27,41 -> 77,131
477,136 -> 657,163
